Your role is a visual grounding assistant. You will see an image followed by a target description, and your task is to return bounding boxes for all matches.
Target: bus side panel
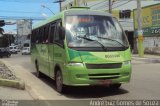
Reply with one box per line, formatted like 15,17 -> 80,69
33,44 -> 49,76
39,44 -> 50,76
48,44 -> 54,78
49,44 -> 66,79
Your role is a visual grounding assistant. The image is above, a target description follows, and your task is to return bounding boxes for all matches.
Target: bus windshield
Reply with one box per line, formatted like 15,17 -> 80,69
65,15 -> 128,48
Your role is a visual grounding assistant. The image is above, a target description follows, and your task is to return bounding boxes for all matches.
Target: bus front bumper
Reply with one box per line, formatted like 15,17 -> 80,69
63,64 -> 132,86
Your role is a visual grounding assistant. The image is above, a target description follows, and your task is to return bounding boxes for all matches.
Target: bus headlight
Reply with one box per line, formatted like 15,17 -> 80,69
67,62 -> 84,66
123,60 -> 131,65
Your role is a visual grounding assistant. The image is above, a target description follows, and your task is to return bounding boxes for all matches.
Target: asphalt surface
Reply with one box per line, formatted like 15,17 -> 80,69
1,53 -> 160,101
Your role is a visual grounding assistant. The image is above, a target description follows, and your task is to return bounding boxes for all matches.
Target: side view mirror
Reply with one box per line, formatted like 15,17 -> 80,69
59,27 -> 65,40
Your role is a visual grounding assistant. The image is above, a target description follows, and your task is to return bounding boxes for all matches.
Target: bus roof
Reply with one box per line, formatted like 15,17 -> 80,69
32,12 -> 63,30
32,8 -> 112,30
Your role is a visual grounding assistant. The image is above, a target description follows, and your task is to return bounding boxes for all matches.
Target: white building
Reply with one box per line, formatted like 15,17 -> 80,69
17,20 -> 32,36
16,20 -> 32,45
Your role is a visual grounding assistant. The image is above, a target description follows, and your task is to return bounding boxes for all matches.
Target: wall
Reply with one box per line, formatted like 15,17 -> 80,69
133,3 -> 160,54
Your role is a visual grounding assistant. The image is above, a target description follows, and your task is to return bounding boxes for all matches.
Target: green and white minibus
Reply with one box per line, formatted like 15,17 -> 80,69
31,7 -> 132,93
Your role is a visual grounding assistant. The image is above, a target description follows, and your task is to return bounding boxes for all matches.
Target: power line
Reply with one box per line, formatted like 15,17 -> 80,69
113,0 -> 124,5
87,0 -> 125,8
90,0 -> 129,11
112,0 -> 132,9
0,0 -> 53,3
0,16 -> 45,20
0,10 -> 41,14
90,0 -> 106,8
93,4 -> 108,10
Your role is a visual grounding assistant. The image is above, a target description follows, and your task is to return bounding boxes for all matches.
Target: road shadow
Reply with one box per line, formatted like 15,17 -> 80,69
32,72 -> 129,99
63,86 -> 128,99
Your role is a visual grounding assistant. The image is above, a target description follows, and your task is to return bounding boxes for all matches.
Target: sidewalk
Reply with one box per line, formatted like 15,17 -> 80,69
132,54 -> 160,64
1,59 -> 69,100
0,86 -> 33,100
0,61 -> 33,100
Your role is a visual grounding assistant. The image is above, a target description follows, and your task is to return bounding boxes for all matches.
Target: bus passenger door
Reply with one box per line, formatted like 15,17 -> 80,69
39,26 -> 50,76
52,20 -> 65,78
48,23 -> 56,78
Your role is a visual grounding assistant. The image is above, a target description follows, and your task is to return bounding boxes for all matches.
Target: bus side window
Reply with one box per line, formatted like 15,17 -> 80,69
39,27 -> 44,43
49,24 -> 56,43
54,24 -> 60,41
42,27 -> 46,43
36,29 -> 39,43
46,25 -> 49,43
31,30 -> 36,43
43,25 -> 49,43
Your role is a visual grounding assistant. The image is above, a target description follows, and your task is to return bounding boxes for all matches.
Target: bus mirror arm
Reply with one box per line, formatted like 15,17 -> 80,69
59,27 -> 65,40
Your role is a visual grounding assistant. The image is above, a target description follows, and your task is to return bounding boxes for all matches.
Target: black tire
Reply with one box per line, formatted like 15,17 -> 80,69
109,83 -> 121,89
55,70 -> 66,93
35,62 -> 43,78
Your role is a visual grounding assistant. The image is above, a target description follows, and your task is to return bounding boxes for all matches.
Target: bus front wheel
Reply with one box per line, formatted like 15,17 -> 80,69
55,70 -> 65,93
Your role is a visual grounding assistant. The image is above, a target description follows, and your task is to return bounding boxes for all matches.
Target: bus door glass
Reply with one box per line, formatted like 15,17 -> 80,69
40,26 -> 50,76
48,23 -> 56,78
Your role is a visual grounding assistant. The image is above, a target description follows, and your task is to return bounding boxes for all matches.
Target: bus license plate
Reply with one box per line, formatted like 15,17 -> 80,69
100,80 -> 112,84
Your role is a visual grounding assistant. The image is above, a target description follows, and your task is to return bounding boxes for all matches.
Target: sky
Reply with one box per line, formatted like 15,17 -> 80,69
1,0 -> 160,33
0,0 -> 59,32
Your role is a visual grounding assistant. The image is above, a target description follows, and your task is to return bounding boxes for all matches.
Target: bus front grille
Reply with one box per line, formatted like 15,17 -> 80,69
88,73 -> 120,80
85,63 -> 122,69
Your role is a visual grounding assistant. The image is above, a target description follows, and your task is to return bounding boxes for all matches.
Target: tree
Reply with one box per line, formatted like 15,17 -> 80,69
0,20 -> 5,27
0,28 -> 4,34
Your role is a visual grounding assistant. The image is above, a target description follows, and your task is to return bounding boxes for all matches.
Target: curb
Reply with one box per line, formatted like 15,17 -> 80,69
0,61 -> 25,90
25,83 -> 45,100
0,60 -> 41,100
0,78 -> 25,90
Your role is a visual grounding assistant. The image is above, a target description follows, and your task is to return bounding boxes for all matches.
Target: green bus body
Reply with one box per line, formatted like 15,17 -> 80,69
31,8 -> 132,89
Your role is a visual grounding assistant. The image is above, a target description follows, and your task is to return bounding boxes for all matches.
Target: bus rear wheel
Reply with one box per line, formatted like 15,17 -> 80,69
55,70 -> 65,93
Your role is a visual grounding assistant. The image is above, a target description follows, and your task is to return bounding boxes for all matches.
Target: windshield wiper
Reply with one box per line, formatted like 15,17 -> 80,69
97,36 -> 127,47
77,36 -> 107,51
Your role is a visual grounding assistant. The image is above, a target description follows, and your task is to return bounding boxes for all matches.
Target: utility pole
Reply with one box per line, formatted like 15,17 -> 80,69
74,0 -> 79,7
109,0 -> 112,13
59,1 -> 62,11
137,0 -> 144,57
53,0 -> 64,12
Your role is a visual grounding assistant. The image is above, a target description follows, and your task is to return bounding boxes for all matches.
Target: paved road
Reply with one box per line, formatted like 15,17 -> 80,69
1,53 -> 160,100
1,53 -> 35,73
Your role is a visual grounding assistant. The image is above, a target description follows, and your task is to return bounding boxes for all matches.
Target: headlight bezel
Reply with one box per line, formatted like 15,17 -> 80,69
67,62 -> 84,66
123,60 -> 131,65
